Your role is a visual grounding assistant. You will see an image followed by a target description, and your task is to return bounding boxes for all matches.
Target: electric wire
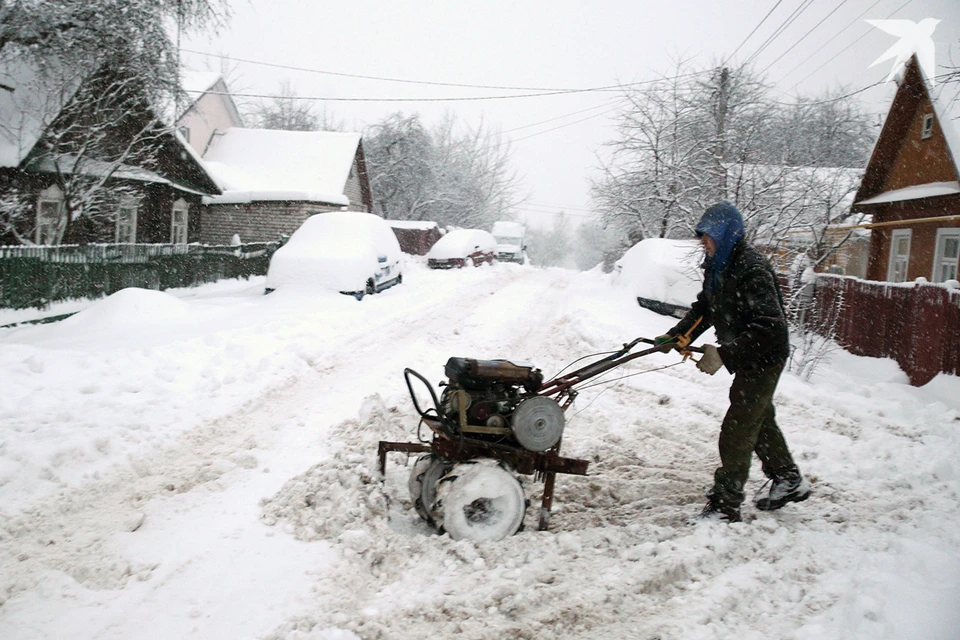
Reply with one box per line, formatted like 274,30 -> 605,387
778,0 -> 886,82
724,0 -> 787,65
742,0 -> 818,69
758,0 -> 853,76
788,0 -> 917,90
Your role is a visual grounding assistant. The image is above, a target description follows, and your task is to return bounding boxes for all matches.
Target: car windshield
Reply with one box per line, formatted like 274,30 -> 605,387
495,236 -> 521,248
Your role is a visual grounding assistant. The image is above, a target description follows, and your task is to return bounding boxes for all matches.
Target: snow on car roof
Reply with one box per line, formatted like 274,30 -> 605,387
201,128 -> 361,206
615,238 -> 703,307
426,228 -> 496,259
491,221 -> 524,236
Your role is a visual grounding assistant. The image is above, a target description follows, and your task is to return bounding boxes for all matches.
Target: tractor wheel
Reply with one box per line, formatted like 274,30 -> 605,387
432,459 -> 525,542
407,454 -> 448,527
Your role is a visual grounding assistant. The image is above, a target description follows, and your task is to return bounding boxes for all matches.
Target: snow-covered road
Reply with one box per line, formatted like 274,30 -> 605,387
1,261 -> 959,639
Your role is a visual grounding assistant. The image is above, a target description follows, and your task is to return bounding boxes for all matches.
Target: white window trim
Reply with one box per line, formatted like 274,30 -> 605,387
116,197 -> 139,244
887,228 -> 912,282
36,184 -> 65,245
171,198 -> 189,244
921,113 -> 934,140
932,227 -> 960,283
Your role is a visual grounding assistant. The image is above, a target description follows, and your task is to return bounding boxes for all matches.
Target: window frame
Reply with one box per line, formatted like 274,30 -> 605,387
921,113 -> 934,140
887,228 -> 912,282
932,227 -> 960,283
115,196 -> 139,244
36,184 -> 65,245
171,198 -> 189,244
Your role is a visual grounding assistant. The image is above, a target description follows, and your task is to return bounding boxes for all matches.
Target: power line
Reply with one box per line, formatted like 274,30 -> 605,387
778,0 -> 886,82
501,97 -> 625,134
789,0 -> 916,90
742,0 -> 817,69
184,48 -> 672,94
725,0 -> 787,64
758,0 -> 853,76
191,86 -> 624,103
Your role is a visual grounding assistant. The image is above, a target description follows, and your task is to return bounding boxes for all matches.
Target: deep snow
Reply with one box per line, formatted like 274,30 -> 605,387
1,260 -> 958,640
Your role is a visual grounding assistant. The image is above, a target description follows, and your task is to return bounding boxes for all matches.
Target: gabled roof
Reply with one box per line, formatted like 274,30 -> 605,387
201,128 -> 363,206
175,69 -> 243,127
853,54 -> 960,206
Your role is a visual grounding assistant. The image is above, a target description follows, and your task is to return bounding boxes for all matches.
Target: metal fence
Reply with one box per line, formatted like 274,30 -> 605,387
807,274 -> 960,386
0,242 -> 280,310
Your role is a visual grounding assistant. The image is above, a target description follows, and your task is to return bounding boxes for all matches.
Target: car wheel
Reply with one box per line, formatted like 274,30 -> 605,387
465,257 -> 474,268
366,279 -> 376,296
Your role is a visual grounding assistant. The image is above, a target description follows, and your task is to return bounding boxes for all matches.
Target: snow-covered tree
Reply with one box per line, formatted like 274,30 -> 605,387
0,0 -> 228,244
249,81 -> 344,132
363,112 -> 524,229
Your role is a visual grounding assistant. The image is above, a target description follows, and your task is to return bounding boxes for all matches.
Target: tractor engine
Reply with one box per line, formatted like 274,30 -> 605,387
438,357 -> 565,452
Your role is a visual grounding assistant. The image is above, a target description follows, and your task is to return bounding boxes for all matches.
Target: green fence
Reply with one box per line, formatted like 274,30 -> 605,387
0,242 -> 280,310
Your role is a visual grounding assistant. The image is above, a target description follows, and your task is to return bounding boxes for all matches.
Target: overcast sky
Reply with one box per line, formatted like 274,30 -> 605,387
183,0 -> 960,229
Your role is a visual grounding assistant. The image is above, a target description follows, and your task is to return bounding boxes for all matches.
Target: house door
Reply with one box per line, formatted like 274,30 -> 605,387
932,228 -> 960,282
887,229 -> 911,282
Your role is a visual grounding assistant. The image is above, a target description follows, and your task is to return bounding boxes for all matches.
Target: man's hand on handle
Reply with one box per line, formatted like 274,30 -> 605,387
696,344 -> 723,375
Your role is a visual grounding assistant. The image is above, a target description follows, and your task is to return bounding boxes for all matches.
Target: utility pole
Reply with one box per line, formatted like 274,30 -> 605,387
715,66 -> 730,200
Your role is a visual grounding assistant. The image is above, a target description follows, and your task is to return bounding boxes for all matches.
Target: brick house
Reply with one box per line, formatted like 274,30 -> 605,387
198,128 -> 374,244
851,54 -> 960,283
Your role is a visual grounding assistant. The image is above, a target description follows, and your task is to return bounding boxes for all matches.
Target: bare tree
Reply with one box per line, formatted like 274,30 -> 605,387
364,112 -> 524,228
248,81 -> 343,132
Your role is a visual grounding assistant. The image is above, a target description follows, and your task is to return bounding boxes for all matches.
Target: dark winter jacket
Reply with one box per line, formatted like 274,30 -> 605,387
670,208 -> 789,374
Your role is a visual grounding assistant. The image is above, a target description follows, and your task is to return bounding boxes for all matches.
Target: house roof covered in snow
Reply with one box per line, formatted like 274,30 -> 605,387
201,128 -> 362,206
853,55 -> 960,207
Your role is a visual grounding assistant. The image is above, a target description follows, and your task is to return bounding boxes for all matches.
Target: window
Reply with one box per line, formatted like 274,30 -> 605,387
921,113 -> 934,140
116,197 -> 138,244
932,228 -> 960,282
178,126 -> 190,143
171,199 -> 189,244
36,184 -> 65,245
887,229 -> 911,282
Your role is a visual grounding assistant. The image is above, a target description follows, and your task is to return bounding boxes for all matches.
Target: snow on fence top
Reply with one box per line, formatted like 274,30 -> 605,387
387,220 -> 439,230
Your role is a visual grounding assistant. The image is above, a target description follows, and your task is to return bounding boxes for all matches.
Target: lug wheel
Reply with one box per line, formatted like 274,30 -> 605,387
432,459 -> 525,541
408,454 -> 449,526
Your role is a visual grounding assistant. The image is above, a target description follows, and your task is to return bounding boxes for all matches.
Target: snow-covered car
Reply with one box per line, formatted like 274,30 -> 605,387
426,229 -> 497,269
613,238 -> 703,317
265,211 -> 403,299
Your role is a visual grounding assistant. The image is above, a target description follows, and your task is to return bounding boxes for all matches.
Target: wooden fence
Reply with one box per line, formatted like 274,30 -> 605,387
808,274 -> 960,386
0,242 -> 280,310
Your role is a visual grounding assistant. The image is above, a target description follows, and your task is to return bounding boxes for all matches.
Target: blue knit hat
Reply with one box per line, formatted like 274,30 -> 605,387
695,201 -> 744,291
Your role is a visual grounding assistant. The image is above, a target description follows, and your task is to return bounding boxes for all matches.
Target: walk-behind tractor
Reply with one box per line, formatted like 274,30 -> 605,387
378,336 -> 703,542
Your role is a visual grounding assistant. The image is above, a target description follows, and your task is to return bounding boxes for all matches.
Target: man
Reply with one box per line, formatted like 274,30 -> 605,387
658,201 -> 810,523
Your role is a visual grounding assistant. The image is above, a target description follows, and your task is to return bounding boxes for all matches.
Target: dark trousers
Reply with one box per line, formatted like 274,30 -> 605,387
712,362 -> 797,507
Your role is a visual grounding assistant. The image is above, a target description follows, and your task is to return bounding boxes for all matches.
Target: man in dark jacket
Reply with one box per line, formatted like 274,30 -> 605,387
660,201 -> 810,523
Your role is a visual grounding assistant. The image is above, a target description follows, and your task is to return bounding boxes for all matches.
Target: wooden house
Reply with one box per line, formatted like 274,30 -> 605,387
198,128 -> 374,244
387,220 -> 442,255
0,58 -> 220,246
851,55 -> 960,283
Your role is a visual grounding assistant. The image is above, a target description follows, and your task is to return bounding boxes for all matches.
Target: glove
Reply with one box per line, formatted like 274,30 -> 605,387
696,344 -> 723,375
654,334 -> 676,352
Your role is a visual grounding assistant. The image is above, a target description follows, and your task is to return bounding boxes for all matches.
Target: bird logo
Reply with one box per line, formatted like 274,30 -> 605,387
866,18 -> 940,85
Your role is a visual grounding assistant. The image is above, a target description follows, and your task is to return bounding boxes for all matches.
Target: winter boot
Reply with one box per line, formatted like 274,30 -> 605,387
688,493 -> 742,524
755,471 -> 811,511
